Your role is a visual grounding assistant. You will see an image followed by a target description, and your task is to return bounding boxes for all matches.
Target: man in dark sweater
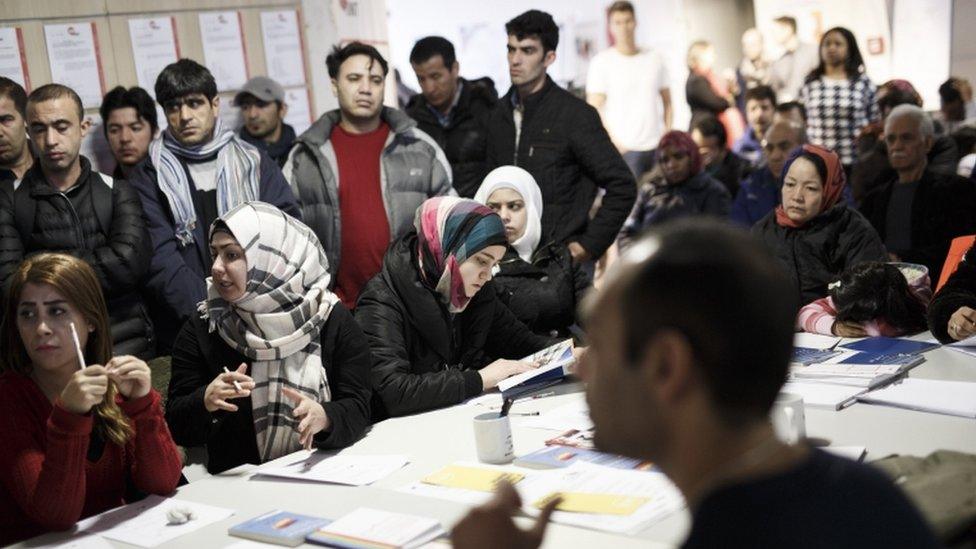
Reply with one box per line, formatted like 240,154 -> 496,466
0,77 -> 33,196
452,220 -> 939,549
235,76 -> 296,168
692,115 -> 750,197
860,104 -> 976,284
406,36 -> 497,198
485,10 -> 635,266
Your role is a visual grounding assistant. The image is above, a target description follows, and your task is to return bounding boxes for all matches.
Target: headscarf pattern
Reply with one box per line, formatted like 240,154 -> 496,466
473,166 -> 543,263
201,201 -> 338,462
414,197 -> 507,313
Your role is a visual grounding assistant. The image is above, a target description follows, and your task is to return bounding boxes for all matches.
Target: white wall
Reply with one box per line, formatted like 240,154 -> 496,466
950,0 -> 976,82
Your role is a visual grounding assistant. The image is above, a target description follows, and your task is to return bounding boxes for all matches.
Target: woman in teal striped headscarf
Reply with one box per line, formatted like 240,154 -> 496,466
356,197 -> 556,420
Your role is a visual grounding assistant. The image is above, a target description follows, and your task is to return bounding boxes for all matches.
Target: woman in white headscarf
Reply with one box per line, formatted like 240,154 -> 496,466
474,166 -> 590,337
166,202 -> 371,474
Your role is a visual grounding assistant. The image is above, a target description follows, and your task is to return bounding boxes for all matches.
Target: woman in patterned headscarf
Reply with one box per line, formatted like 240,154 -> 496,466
356,197 -> 556,420
753,144 -> 886,303
166,201 -> 372,474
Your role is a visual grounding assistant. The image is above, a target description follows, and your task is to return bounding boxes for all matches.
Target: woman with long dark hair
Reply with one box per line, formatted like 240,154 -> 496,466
0,254 -> 181,545
799,27 -> 878,170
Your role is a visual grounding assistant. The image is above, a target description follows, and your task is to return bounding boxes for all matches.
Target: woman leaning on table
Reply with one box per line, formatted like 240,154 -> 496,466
355,197 -> 557,420
0,253 -> 182,546
929,245 -> 976,343
166,202 -> 371,474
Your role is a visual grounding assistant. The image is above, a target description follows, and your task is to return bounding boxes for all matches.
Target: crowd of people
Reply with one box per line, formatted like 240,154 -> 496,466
0,2 -> 972,546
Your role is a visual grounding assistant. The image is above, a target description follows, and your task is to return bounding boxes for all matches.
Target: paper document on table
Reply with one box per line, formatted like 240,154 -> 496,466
74,495 -> 234,547
422,464 -> 524,491
254,451 -> 409,486
857,378 -> 976,418
397,462 -> 525,505
517,462 -> 684,535
793,333 -> 842,350
780,381 -> 865,410
306,507 -> 445,549
521,398 -> 593,431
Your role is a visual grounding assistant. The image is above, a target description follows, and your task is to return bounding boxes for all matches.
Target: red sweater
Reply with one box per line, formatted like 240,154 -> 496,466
331,122 -> 392,309
0,371 -> 183,545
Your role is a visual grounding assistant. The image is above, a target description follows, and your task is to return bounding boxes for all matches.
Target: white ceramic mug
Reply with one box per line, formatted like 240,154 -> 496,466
771,392 -> 806,444
473,412 -> 514,464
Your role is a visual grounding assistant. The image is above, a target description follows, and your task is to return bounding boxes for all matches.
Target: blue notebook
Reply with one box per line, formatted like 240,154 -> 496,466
229,510 -> 332,546
836,351 -> 925,367
792,347 -> 842,365
840,337 -> 938,355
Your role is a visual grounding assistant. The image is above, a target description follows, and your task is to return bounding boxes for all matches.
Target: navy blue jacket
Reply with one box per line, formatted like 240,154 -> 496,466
128,147 -> 300,353
730,167 -> 779,228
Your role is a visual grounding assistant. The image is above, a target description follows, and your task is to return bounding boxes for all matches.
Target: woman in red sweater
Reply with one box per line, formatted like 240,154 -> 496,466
0,253 -> 183,545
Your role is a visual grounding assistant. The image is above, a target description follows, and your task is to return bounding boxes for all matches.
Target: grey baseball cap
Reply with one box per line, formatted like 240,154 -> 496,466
234,76 -> 285,105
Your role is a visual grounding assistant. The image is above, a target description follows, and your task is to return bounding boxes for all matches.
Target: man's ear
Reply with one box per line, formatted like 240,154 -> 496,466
543,49 -> 557,68
639,328 -> 696,405
330,78 -> 339,97
211,95 -> 221,116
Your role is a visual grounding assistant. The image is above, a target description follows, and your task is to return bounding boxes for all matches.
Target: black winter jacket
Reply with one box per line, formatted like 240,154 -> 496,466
406,77 -> 498,198
492,243 -> 590,337
859,167 -> 976,285
355,233 -> 554,420
166,305 -> 372,473
753,204 -> 888,304
485,77 -> 636,259
928,245 -> 976,343
686,73 -> 730,130
850,134 -> 959,203
0,157 -> 154,357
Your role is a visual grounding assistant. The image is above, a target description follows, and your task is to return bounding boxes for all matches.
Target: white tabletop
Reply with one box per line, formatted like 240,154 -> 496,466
18,338 -> 976,548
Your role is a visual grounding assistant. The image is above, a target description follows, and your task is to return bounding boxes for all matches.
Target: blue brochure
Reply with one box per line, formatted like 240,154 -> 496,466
840,337 -> 938,356
229,510 -> 332,546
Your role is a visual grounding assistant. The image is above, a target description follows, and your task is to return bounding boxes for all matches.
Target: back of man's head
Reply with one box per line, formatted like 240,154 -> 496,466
155,58 -> 217,108
505,10 -> 559,53
326,42 -> 389,79
28,83 -> 83,122
410,36 -> 456,69
0,77 -> 27,119
615,219 -> 797,426
939,77 -> 964,104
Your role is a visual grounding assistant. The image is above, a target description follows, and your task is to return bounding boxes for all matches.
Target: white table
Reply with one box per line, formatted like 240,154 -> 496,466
19,339 -> 976,548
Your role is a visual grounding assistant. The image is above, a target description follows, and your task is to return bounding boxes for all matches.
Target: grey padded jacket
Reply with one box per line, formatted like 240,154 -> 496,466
283,107 -> 455,280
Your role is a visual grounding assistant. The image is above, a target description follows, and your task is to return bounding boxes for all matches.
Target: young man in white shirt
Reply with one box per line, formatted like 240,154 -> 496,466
586,0 -> 672,178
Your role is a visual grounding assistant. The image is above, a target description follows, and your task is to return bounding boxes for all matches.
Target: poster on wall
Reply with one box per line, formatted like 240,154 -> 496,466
199,11 -> 249,92
43,22 -> 106,108
0,27 -> 29,90
283,86 -> 313,135
128,17 -> 180,97
260,10 -> 306,87
330,0 -> 388,45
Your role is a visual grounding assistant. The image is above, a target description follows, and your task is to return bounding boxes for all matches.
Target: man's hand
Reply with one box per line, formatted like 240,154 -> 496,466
451,481 -> 560,549
567,242 -> 591,264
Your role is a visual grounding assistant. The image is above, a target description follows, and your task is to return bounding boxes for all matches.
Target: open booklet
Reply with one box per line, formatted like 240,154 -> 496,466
498,339 -> 576,395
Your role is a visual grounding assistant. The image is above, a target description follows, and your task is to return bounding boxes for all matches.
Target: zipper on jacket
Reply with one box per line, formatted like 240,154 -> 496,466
57,191 -> 87,250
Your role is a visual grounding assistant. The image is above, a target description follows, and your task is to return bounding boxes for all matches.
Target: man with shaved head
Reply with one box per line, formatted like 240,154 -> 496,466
730,119 -> 805,226
860,104 -> 976,283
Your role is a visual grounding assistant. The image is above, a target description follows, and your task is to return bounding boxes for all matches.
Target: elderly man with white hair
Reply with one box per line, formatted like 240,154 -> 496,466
859,104 -> 976,284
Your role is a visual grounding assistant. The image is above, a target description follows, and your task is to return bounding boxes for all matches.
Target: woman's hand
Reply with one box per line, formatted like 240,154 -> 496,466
106,356 -> 152,400
478,359 -> 540,391
832,321 -> 867,338
60,365 -> 109,415
204,363 -> 255,412
948,307 -> 976,341
282,387 -> 330,450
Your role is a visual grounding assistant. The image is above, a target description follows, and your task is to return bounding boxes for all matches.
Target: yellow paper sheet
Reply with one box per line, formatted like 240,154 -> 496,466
421,465 -> 524,492
533,492 -> 649,516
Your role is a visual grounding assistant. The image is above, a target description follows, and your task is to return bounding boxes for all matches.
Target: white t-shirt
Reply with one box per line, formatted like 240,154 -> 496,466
586,47 -> 670,151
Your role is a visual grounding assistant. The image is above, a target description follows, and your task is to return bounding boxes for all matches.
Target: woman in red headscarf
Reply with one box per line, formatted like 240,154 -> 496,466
753,144 -> 886,303
617,131 -> 730,249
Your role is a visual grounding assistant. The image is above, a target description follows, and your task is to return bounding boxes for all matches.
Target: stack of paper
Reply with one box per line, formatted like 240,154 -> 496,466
73,495 -> 235,548
398,463 -> 526,505
788,350 -> 923,389
517,462 -> 684,535
857,378 -> 976,418
306,508 -> 444,549
254,452 -> 409,486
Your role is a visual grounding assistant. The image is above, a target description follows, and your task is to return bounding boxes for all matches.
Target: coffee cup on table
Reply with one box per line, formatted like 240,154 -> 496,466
473,412 -> 514,464
771,392 -> 806,444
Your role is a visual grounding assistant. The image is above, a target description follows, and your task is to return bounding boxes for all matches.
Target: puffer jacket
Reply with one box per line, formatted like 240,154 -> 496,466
0,156 -> 155,357
284,107 -> 455,282
406,77 -> 498,198
492,243 -> 590,337
354,232 -> 554,420
618,171 -> 731,249
753,204 -> 888,304
485,76 -> 636,259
